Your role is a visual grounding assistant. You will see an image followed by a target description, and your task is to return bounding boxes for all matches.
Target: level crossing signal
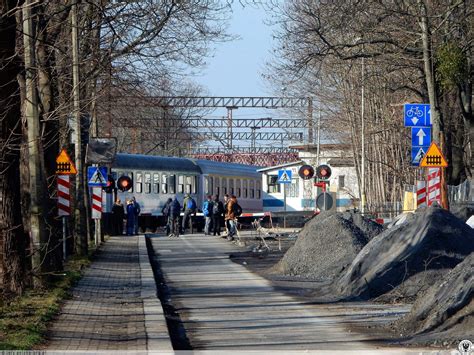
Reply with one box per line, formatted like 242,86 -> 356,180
316,165 -> 332,180
298,165 -> 315,180
117,175 -> 133,192
103,175 -> 115,193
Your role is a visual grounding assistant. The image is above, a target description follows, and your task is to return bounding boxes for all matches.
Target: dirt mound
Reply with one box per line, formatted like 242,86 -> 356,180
450,204 -> 474,222
273,211 -> 381,281
393,252 -> 473,338
334,207 -> 474,300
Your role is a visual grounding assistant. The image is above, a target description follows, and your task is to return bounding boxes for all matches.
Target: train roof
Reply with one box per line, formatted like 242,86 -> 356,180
114,153 -> 201,174
193,159 -> 261,178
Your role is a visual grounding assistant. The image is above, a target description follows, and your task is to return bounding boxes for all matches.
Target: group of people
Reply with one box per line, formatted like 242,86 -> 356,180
161,193 -> 241,239
111,197 -> 140,236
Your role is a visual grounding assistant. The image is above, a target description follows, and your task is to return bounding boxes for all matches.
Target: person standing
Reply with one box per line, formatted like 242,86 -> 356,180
112,199 -> 125,235
126,200 -> 135,236
131,196 -> 141,235
212,195 -> 224,236
162,198 -> 173,236
182,193 -> 196,234
225,194 -> 237,240
202,195 -> 214,235
169,197 -> 181,237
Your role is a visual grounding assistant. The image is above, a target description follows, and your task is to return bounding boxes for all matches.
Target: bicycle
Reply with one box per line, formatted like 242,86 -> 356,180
406,106 -> 423,119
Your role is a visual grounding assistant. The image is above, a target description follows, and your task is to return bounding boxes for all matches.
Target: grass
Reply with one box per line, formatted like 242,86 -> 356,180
0,255 -> 91,350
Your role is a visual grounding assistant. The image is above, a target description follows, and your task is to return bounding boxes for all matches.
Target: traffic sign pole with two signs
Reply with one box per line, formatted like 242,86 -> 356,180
411,126 -> 431,166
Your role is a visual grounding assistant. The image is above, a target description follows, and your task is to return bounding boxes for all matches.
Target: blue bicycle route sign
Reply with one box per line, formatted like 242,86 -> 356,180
404,103 -> 431,127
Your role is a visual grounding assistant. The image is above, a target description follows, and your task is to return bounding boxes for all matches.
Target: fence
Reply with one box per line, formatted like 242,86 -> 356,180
448,179 -> 472,205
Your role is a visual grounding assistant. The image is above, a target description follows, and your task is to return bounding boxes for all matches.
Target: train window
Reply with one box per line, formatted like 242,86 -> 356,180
153,173 -> 160,194
127,172 -> 134,192
267,175 -> 281,193
178,175 -> 184,194
229,179 -> 234,195
250,180 -> 255,199
256,180 -> 261,199
192,176 -> 198,194
222,178 -> 227,195
161,174 -> 168,194
204,176 -> 212,195
185,176 -> 192,194
168,175 -> 176,194
214,177 -> 219,195
236,179 -> 241,198
144,173 -> 151,194
135,172 -> 143,193
243,180 -> 248,198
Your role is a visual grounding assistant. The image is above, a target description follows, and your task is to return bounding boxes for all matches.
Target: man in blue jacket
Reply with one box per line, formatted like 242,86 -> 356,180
202,195 -> 214,235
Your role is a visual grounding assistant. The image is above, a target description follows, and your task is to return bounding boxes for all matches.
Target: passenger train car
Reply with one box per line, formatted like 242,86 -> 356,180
112,153 -> 262,230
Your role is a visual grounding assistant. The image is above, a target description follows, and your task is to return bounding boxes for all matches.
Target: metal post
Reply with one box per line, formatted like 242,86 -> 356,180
62,216 -> 67,261
316,97 -> 322,166
283,183 -> 287,228
307,97 -> 313,144
361,56 -> 366,215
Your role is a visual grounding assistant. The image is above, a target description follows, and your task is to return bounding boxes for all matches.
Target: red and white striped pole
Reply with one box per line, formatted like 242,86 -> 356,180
91,187 -> 102,219
57,175 -> 70,260
416,180 -> 427,208
427,168 -> 441,206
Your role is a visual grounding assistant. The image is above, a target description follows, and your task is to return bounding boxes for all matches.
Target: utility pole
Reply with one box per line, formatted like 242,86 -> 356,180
307,97 -> 313,144
361,55 -> 366,215
23,0 -> 46,286
71,3 -> 87,255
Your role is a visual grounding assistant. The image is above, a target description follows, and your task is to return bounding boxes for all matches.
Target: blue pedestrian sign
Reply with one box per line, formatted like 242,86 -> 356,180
411,127 -> 431,147
404,104 -> 431,127
411,146 -> 430,166
87,166 -> 108,186
277,169 -> 292,184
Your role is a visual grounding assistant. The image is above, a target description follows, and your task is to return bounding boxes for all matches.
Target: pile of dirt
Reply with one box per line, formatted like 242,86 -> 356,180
273,211 -> 383,281
392,253 -> 473,343
450,204 -> 474,222
333,207 -> 474,300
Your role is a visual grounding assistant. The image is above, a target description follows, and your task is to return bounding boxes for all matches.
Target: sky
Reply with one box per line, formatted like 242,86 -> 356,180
196,4 -> 273,98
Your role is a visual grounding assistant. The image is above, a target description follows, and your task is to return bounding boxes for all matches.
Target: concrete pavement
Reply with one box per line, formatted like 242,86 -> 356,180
46,235 -> 172,352
149,233 -> 437,352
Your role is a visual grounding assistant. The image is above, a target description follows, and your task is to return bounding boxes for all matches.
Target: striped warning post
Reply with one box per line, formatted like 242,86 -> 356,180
57,175 -> 71,216
416,180 -> 427,207
427,168 -> 441,206
91,187 -> 102,219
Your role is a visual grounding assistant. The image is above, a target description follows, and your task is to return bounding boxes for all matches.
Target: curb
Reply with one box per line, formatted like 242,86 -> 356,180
138,235 -> 174,351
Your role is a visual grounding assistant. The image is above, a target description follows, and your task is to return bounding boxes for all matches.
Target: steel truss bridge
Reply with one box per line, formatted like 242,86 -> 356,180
114,96 -> 313,166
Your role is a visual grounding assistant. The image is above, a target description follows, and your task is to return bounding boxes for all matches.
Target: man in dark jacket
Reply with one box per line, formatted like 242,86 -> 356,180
162,198 -> 173,235
126,200 -> 135,236
212,195 -> 224,236
169,197 -> 181,237
112,199 -> 125,235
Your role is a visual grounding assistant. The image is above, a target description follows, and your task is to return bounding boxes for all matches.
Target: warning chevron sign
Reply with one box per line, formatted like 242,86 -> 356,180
420,142 -> 448,168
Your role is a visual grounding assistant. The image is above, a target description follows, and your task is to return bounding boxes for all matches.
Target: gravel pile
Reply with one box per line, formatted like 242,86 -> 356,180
393,252 -> 473,337
334,207 -> 474,300
273,211 -> 382,281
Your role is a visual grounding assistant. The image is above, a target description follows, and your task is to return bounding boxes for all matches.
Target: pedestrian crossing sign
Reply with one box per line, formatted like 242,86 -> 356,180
420,142 -> 448,168
278,169 -> 292,184
87,166 -> 108,186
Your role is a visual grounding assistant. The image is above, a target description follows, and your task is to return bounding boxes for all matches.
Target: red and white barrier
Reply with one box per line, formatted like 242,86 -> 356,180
416,180 -> 427,207
57,175 -> 71,216
427,168 -> 441,206
91,187 -> 102,219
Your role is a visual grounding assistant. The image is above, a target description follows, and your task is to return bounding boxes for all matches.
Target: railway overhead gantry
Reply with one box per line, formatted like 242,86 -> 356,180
111,96 -> 314,166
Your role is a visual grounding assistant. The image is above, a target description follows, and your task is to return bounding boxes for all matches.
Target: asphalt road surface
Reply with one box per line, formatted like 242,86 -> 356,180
148,233 -> 431,352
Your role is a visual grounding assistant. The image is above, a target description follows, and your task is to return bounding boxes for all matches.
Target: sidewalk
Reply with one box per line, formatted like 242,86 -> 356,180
46,236 -> 172,352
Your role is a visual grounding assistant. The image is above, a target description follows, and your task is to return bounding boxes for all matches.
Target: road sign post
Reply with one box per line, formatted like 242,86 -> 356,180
278,170 -> 292,228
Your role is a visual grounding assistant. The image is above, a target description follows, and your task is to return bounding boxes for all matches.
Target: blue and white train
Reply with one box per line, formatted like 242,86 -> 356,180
111,153 -> 262,230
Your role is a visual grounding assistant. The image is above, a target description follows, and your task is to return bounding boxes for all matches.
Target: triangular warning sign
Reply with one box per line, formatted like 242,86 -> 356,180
89,168 -> 106,185
420,142 -> 448,167
280,171 -> 290,181
56,149 -> 77,174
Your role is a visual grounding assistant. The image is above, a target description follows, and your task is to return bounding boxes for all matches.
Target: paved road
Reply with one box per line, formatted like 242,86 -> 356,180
149,233 -> 418,352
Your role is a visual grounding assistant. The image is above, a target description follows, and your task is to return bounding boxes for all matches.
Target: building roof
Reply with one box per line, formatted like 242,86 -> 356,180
257,161 -> 303,173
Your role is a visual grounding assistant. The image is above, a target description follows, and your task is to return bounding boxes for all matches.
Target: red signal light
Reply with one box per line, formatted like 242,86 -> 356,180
117,176 -> 132,192
298,165 -> 314,180
316,165 -> 332,180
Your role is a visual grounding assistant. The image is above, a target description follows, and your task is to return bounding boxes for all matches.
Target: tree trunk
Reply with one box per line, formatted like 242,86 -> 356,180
0,0 -> 30,300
